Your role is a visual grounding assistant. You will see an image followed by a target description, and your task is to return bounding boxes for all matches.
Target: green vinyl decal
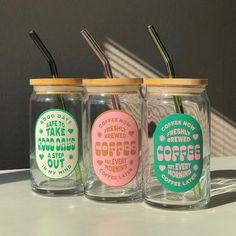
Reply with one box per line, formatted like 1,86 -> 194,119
154,114 -> 203,192
35,109 -> 79,179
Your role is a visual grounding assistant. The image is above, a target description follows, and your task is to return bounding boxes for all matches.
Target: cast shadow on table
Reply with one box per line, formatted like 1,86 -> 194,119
0,169 -> 236,208
0,170 -> 29,184
205,170 -> 236,209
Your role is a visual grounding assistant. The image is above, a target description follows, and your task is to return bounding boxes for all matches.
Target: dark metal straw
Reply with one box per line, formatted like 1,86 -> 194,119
29,30 -> 59,78
29,30 -> 65,110
147,24 -> 201,198
81,29 -> 120,110
29,30 -> 83,180
147,25 -> 184,113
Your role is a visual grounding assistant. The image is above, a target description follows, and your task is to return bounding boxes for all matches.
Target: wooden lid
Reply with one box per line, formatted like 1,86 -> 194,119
143,78 -> 208,87
30,78 -> 83,86
82,78 -> 143,86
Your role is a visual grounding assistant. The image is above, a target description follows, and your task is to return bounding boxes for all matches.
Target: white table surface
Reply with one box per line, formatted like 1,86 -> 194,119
0,157 -> 236,236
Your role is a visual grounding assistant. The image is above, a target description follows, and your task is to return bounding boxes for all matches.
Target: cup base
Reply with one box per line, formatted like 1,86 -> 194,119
144,197 -> 210,210
85,192 -> 142,203
31,179 -> 84,196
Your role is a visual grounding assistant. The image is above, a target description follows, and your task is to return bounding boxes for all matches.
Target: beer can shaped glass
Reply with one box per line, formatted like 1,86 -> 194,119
29,78 -> 85,196
142,78 -> 210,209
83,78 -> 143,202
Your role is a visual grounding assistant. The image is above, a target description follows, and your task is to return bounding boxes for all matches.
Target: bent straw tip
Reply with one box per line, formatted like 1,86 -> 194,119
147,24 -> 154,29
28,30 -> 36,35
80,28 -> 88,34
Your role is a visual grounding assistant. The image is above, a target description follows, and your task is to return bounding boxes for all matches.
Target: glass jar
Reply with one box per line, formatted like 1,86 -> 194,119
83,78 -> 143,202
29,78 -> 85,196
142,78 -> 210,209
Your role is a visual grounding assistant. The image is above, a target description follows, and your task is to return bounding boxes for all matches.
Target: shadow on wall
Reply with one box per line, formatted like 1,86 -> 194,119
103,38 -> 236,157
211,109 -> 236,156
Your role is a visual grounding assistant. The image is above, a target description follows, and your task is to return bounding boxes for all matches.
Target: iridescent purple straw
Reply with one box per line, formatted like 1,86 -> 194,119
81,29 -> 121,110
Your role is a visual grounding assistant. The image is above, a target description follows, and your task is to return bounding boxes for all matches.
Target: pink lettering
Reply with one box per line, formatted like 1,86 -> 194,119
187,145 -> 194,161
157,146 -> 163,161
180,146 -> 186,161
156,145 -> 201,162
164,146 -> 171,161
172,146 -> 179,161
195,144 -> 201,160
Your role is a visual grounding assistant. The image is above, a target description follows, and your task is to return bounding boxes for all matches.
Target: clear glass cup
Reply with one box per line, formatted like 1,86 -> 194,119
29,78 -> 85,196
83,78 -> 143,202
142,78 -> 211,209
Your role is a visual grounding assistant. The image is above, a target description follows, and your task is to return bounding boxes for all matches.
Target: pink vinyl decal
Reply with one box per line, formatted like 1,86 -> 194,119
91,110 -> 139,187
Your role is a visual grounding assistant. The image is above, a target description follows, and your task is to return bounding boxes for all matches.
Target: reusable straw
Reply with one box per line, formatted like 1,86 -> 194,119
147,24 -> 202,198
81,29 -> 142,191
29,30 -> 81,180
29,30 -> 65,110
81,29 -> 121,110
147,25 -> 184,113
29,30 -> 59,78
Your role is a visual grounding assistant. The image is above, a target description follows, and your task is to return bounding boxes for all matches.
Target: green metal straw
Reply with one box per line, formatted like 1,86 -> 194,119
29,30 -> 65,110
147,24 -> 202,199
147,25 -> 184,113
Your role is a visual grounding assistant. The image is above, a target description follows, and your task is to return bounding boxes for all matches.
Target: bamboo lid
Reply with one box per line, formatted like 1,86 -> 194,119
143,78 -> 208,87
30,78 -> 83,86
82,78 -> 143,86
